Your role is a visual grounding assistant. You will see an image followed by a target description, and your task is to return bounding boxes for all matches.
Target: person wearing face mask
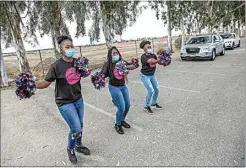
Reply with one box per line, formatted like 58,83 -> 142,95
35,36 -> 90,164
100,46 -> 137,134
139,40 -> 163,114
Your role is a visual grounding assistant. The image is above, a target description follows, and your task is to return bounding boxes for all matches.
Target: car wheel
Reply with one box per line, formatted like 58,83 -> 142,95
220,47 -> 225,56
181,57 -> 185,61
232,43 -> 235,50
210,50 -> 216,61
238,41 -> 240,47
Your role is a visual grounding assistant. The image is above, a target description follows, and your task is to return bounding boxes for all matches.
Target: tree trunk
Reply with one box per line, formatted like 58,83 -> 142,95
181,16 -> 185,48
238,21 -> 241,37
226,25 -> 229,33
208,0 -> 213,34
8,2 -> 30,73
232,15 -> 236,33
52,2 -> 61,59
0,28 -> 9,86
51,29 -> 60,59
98,1 -> 113,50
197,19 -> 202,34
166,2 -> 173,52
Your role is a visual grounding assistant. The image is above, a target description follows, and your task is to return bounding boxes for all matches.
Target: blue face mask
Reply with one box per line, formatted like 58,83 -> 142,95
112,55 -> 120,62
146,49 -> 153,54
65,48 -> 76,57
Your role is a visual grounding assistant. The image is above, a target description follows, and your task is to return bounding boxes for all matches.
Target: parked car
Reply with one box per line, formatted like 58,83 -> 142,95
219,33 -> 240,49
180,34 -> 225,61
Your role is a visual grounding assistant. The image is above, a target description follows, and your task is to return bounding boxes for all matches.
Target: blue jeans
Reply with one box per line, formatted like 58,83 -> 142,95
108,84 -> 130,125
58,97 -> 84,150
140,74 -> 159,107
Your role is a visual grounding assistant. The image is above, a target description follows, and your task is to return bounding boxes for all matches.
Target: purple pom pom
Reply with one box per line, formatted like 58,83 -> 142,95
158,50 -> 172,67
115,60 -> 129,76
74,57 -> 91,78
131,58 -> 139,68
91,72 -> 106,90
15,72 -> 36,100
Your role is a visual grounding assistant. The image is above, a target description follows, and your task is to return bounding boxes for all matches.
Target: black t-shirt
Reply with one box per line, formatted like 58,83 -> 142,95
101,60 -> 131,87
141,53 -> 157,76
45,58 -> 82,106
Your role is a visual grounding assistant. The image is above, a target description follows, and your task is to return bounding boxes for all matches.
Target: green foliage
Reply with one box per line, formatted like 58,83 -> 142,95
149,1 -> 193,30
149,0 -> 245,33
0,1 -> 39,48
87,1 -> 145,43
174,35 -> 189,50
29,1 -> 70,38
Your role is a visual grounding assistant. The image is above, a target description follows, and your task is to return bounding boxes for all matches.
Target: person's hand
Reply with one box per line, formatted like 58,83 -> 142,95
157,59 -> 162,64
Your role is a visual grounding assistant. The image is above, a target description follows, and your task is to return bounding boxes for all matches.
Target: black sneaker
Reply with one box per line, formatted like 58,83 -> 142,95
151,103 -> 162,109
114,124 -> 124,134
121,121 -> 131,128
67,148 -> 77,164
144,106 -> 154,114
75,144 -> 91,155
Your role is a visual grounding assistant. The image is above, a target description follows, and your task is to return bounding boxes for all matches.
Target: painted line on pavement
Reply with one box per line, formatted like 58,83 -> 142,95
50,85 -> 143,132
130,80 -> 201,94
162,70 -> 227,76
84,102 -> 143,132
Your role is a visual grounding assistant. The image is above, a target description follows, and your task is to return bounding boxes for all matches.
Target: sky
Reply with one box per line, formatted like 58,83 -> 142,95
2,3 -> 181,53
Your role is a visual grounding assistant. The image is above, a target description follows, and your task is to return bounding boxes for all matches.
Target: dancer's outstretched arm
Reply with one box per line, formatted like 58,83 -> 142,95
36,80 -> 51,89
36,63 -> 56,89
147,57 -> 161,65
126,64 -> 137,70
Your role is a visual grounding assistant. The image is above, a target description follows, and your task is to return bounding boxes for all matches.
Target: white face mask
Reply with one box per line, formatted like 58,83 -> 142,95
112,55 -> 120,62
146,49 -> 153,54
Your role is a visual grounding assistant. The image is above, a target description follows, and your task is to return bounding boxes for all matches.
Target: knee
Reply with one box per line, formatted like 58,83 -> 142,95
154,87 -> 159,93
125,103 -> 130,111
117,103 -> 125,113
147,88 -> 154,95
119,106 -> 126,113
71,128 -> 83,139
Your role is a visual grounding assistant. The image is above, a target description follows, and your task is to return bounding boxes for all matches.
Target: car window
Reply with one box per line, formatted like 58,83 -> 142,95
187,36 -> 212,44
220,34 -> 234,39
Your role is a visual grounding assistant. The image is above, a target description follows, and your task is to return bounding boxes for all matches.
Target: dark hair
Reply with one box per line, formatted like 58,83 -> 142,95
139,40 -> 151,49
106,46 -> 122,79
56,35 -> 73,45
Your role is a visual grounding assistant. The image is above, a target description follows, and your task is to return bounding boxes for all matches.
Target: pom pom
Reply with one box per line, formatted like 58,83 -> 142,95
115,60 -> 129,76
158,50 -> 172,67
74,57 -> 91,78
131,58 -> 139,68
15,72 -> 36,100
91,72 -> 106,90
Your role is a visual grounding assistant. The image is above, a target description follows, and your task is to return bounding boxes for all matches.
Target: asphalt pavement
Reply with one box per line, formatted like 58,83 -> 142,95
1,41 -> 245,167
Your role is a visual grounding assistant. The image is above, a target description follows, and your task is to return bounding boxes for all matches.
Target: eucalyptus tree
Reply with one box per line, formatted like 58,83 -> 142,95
0,1 -> 34,73
86,1 -> 144,49
149,0 -> 193,51
29,1 -> 91,59
29,1 -> 70,59
0,27 -> 9,86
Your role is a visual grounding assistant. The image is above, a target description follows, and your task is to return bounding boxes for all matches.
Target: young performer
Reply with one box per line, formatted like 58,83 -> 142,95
139,40 -> 163,114
35,36 -> 90,164
100,46 -> 138,134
